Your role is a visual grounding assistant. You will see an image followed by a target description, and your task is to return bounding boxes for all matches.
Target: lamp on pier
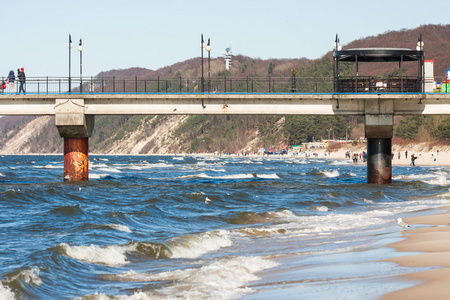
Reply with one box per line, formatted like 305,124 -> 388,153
77,39 -> 83,93
68,34 -> 73,93
200,34 -> 205,92
205,38 -> 211,92
333,34 -> 342,51
416,34 -> 424,51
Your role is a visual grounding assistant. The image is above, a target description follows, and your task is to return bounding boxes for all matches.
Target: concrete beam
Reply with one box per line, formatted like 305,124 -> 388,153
364,98 -> 394,138
1,93 -> 450,116
55,99 -> 94,138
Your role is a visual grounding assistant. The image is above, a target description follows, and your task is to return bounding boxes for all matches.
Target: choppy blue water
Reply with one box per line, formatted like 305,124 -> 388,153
0,154 -> 449,300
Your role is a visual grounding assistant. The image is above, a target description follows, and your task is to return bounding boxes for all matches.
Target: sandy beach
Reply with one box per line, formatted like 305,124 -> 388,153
315,142 -> 450,167
379,206 -> 450,299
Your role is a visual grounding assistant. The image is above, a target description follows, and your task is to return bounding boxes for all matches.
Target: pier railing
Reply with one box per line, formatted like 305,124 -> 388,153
0,75 -> 437,94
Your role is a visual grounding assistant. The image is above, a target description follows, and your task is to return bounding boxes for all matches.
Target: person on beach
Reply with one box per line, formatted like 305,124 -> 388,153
7,70 -> 15,93
18,68 -> 25,93
410,154 -> 417,166
405,151 -> 408,159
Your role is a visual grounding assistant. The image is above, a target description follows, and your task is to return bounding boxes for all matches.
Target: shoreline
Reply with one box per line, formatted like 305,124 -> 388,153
1,148 -> 449,168
381,206 -> 450,299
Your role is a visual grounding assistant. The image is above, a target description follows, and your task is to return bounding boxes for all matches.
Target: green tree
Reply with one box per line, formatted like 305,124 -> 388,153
432,117 -> 450,140
394,116 -> 431,140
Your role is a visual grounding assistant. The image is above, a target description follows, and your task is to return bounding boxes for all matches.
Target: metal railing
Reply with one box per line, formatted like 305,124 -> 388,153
335,76 -> 423,93
0,75 -> 437,95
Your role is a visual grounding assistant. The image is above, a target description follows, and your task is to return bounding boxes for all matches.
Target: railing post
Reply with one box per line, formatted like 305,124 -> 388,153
46,77 -> 49,94
224,77 -> 227,93
135,76 -> 138,93
59,79 -> 61,94
268,76 -> 271,92
113,76 -> 116,93
157,76 -> 160,92
123,79 -> 125,92
247,77 -> 249,93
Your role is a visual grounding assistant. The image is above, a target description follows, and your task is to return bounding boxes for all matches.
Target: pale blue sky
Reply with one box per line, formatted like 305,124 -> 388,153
3,0 -> 449,77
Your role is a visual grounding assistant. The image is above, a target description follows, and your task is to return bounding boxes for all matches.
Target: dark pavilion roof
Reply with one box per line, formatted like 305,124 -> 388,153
334,48 -> 424,62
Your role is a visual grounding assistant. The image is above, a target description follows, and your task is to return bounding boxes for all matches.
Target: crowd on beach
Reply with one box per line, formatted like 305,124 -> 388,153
1,68 -> 26,93
209,147 -> 446,168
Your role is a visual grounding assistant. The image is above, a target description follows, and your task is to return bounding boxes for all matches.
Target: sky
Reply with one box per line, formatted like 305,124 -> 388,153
3,0 -> 450,78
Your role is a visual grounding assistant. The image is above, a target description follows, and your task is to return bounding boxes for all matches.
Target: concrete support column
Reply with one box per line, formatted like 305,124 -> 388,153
367,138 -> 392,184
364,99 -> 394,184
55,99 -> 94,181
64,138 -> 89,181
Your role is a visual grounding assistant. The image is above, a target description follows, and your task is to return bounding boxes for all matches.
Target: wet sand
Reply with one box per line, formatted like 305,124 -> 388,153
381,206 -> 450,299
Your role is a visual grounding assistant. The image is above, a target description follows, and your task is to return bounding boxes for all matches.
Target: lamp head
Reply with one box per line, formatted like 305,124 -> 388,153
205,38 -> 211,52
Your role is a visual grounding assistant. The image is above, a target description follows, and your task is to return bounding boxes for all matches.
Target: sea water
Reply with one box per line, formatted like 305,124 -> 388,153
0,154 -> 449,299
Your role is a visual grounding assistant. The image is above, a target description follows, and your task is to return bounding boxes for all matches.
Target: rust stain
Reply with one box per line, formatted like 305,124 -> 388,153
64,138 -> 89,181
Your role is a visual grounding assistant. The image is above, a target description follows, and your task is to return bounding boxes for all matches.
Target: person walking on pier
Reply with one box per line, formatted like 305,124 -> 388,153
18,68 -> 25,93
6,70 -> 15,93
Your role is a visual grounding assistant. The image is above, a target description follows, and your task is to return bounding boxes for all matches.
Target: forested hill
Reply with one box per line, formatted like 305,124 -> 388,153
0,24 -> 449,155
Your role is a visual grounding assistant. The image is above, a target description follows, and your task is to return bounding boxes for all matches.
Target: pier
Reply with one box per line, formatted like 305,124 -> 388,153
1,92 -> 449,182
0,36 -> 447,183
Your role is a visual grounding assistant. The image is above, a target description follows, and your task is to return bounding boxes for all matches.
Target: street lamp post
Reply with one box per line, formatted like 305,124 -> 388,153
205,38 -> 211,92
68,34 -> 73,93
200,34 -> 205,93
77,39 -> 83,93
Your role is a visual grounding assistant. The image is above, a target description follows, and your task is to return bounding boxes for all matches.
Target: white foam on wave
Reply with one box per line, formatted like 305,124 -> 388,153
177,173 -> 279,180
393,173 -> 436,180
89,173 -> 111,179
0,173 -> 5,177
33,164 -> 63,169
95,167 -> 122,173
60,230 -> 232,267
60,243 -> 129,267
106,224 -> 132,233
9,266 -> 42,286
168,230 -> 232,259
98,256 -> 278,300
321,170 -> 340,178
0,282 -> 15,300
257,173 -> 280,179
1,266 -> 42,299
172,156 -> 184,161
229,160 -> 264,165
421,175 -> 450,186
312,206 -> 329,212
197,160 -> 225,166
256,209 -> 388,237
90,163 -> 108,168
235,227 -> 288,236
